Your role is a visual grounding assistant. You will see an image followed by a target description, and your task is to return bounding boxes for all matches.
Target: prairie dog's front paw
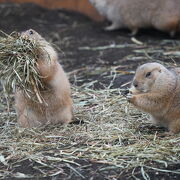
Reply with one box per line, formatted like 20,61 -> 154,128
126,93 -> 133,102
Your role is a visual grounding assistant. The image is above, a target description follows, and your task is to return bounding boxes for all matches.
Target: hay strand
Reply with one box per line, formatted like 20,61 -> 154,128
0,31 -> 49,103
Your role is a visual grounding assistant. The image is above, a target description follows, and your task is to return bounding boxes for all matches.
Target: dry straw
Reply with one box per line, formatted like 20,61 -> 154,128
0,31 -> 49,103
0,31 -> 180,178
0,83 -> 179,179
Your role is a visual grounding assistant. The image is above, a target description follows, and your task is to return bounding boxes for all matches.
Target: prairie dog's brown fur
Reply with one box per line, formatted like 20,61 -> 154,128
128,62 -> 180,133
89,0 -> 180,36
15,29 -> 73,128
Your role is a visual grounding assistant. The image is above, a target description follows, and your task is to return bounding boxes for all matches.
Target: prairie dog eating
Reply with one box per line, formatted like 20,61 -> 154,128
15,29 -> 73,128
89,0 -> 180,36
128,62 -> 180,133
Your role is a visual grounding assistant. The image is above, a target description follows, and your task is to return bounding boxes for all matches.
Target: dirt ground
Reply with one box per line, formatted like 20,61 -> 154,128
0,2 -> 180,180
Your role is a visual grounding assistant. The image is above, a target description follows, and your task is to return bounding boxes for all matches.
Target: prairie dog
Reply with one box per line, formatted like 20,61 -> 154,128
128,62 -> 180,134
15,29 -> 73,128
89,0 -> 180,36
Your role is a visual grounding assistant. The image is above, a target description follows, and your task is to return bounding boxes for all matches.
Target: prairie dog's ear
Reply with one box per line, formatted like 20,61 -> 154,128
152,67 -> 162,73
157,67 -> 162,73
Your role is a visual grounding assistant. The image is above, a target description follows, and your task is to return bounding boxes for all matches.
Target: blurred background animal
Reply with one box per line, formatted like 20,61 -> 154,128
89,0 -> 180,36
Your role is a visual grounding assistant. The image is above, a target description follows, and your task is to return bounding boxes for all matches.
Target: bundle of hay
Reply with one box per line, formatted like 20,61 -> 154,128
0,31 -> 47,103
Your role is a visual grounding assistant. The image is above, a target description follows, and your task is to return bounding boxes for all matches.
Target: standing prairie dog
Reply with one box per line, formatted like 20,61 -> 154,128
89,0 -> 180,36
15,29 -> 73,128
128,62 -> 180,134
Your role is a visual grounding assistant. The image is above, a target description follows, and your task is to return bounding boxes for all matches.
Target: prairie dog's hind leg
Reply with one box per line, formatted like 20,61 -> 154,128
149,115 -> 162,125
18,108 -> 43,128
56,106 -> 73,124
169,120 -> 180,134
18,114 -> 30,128
104,22 -> 122,31
170,30 -> 176,38
129,28 -> 139,36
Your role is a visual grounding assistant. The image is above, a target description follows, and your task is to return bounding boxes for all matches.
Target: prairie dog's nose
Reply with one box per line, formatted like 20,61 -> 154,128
133,80 -> 138,88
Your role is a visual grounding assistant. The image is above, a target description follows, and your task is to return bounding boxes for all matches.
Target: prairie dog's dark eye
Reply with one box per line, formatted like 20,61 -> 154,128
29,30 -> 34,35
145,72 -> 151,78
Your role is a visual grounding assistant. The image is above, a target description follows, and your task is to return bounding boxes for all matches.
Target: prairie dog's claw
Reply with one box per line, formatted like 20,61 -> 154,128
126,93 -> 133,102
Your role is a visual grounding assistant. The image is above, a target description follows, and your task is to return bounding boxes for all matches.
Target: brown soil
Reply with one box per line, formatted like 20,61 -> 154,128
0,2 -> 180,180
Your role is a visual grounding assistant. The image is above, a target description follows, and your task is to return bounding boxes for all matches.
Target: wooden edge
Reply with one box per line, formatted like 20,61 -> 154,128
0,0 -> 104,21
